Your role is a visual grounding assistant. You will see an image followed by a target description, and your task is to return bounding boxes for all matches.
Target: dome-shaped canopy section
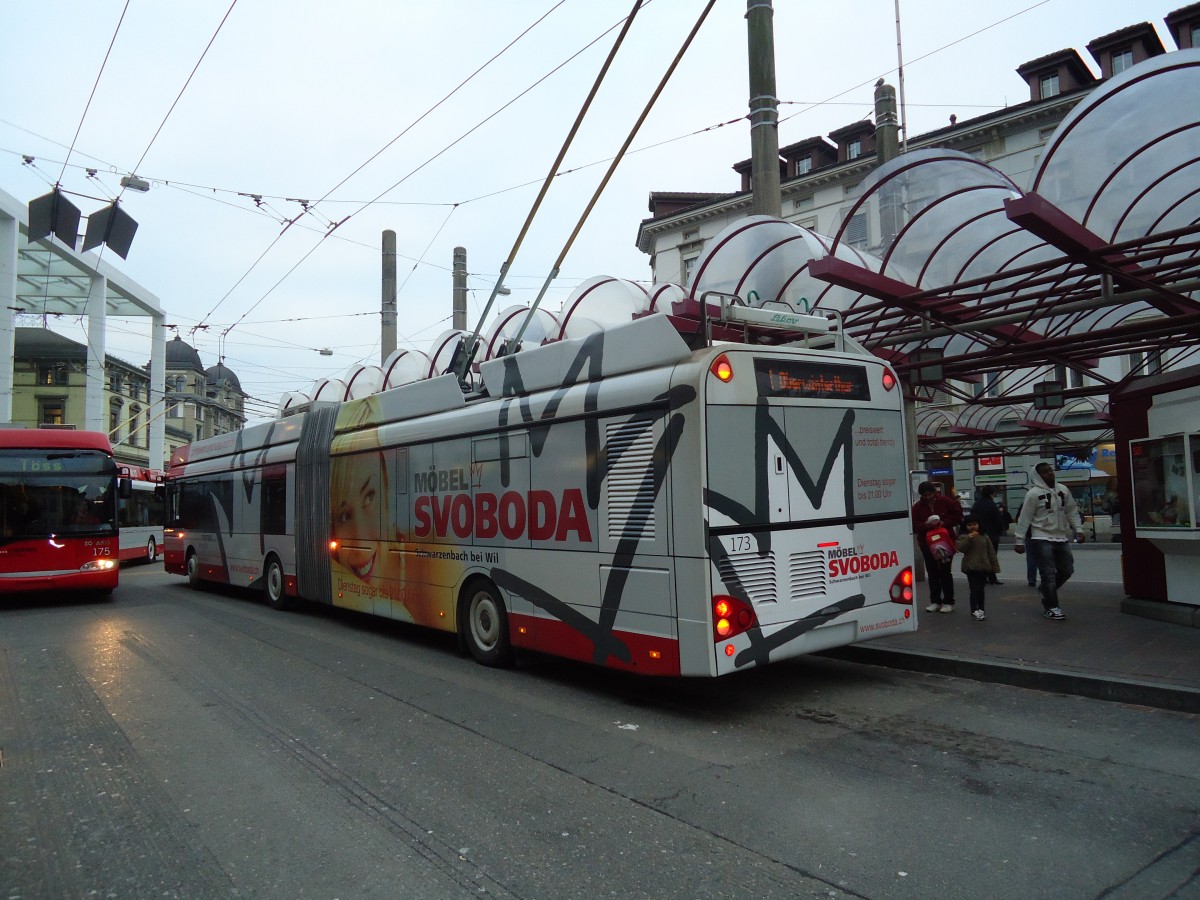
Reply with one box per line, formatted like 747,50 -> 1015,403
206,362 -> 242,393
166,335 -> 204,371
1033,49 -> 1200,243
801,50 -> 1200,387
688,215 -> 878,317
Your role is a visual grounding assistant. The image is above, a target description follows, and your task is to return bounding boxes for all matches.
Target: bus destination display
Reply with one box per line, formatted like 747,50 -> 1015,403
754,359 -> 871,400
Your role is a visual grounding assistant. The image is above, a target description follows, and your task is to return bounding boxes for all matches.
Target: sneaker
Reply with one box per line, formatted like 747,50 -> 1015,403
1043,607 -> 1066,620
939,604 -> 954,613
972,609 -> 986,621
926,603 -> 942,613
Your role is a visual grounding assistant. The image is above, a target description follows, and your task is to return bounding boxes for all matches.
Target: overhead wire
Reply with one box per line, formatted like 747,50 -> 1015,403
14,0 -> 1062,400
196,0 -> 568,332
213,3 -> 641,351
118,0 -> 240,199
58,1 -> 130,185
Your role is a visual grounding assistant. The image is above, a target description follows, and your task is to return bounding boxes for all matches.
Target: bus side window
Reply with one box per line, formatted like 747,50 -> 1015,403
263,471 -> 287,535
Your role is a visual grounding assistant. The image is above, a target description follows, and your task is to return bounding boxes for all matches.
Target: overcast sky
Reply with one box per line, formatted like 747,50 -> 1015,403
1,0 -> 1186,420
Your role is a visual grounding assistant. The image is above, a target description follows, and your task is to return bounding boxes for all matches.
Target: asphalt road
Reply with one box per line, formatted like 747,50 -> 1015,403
2,563 -> 1197,899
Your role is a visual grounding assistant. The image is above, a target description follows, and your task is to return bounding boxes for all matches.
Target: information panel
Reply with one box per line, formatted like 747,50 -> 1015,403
753,359 -> 871,401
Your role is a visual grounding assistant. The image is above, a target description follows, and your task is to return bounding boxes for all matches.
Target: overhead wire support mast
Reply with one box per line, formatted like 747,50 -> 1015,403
508,0 -> 718,353
449,0 -> 645,384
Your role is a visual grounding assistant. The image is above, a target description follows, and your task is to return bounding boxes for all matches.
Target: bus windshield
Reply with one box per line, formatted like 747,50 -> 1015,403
0,449 -> 118,539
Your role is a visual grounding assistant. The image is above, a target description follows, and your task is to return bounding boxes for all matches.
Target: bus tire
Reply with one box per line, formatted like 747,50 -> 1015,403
186,551 -> 203,590
459,579 -> 513,667
264,555 -> 290,611
146,537 -> 157,563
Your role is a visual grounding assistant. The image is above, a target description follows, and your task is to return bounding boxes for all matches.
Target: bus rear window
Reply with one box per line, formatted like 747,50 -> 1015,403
753,359 -> 871,401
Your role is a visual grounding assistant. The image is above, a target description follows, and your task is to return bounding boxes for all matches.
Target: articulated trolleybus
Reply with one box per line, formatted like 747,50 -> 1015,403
166,304 -> 915,676
0,428 -> 120,595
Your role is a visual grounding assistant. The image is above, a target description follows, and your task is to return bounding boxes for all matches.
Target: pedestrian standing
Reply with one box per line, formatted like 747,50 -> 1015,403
911,481 -> 963,613
970,486 -> 1004,585
957,516 -> 1000,620
1014,463 -> 1085,620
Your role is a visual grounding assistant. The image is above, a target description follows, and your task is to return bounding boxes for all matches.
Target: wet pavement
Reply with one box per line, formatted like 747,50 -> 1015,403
825,545 -> 1200,714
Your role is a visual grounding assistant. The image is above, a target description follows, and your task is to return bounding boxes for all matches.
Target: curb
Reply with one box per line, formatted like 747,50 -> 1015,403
821,645 -> 1200,715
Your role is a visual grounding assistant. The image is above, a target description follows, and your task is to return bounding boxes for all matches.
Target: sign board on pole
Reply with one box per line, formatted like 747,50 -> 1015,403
976,454 -> 1004,472
973,473 -> 1009,486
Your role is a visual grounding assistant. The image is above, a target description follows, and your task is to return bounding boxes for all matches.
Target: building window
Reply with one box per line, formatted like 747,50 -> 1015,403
38,364 -> 68,385
844,212 -> 868,248
971,376 -> 1002,399
195,425 -> 203,441
682,255 -> 699,284
1111,49 -> 1133,75
794,194 -> 814,212
795,157 -> 812,176
167,401 -> 181,419
847,139 -> 862,160
109,400 -> 123,443
128,405 -> 142,447
1129,349 -> 1164,376
1040,72 -> 1060,98
1192,23 -> 1200,49
109,372 -> 124,394
39,400 -> 65,426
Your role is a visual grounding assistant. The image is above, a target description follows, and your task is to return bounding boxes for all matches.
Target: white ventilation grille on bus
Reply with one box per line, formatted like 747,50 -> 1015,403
789,550 -> 828,600
716,551 -> 777,605
605,420 -> 656,541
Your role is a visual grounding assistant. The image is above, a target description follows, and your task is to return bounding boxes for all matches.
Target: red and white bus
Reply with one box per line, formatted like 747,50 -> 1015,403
166,308 -> 915,676
117,465 -> 165,563
0,428 -> 120,595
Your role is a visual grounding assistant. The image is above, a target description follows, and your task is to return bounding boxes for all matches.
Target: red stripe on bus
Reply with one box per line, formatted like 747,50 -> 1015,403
509,613 -> 681,676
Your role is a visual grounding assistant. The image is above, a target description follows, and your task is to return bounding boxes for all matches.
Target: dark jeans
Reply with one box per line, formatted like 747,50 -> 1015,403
919,543 -> 955,605
1026,541 -> 1039,584
1027,539 -> 1075,609
966,571 -> 988,612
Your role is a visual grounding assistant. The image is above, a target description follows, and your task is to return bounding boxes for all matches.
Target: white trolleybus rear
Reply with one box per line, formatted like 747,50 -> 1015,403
165,299 -> 915,676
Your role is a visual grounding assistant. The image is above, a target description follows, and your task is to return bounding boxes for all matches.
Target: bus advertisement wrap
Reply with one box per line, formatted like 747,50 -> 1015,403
166,314 -> 914,677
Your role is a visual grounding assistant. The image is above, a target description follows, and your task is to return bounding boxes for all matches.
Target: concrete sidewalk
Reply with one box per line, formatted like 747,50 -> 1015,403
824,555 -> 1200,714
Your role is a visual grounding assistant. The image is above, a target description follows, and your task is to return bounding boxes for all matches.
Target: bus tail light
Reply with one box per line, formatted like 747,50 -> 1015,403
710,354 -> 734,383
713,594 -> 756,642
889,566 -> 914,604
329,540 -> 338,552
881,367 -> 897,391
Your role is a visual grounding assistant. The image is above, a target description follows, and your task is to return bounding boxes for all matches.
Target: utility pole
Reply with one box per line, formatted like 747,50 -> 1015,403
452,247 -> 468,332
381,230 -> 397,364
746,0 -> 781,218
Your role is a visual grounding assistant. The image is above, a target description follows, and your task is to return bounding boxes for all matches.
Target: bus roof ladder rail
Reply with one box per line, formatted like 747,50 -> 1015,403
698,291 -> 857,353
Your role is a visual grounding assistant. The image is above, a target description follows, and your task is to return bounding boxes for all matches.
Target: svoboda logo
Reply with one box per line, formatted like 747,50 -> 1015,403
827,545 -> 899,578
413,488 -> 593,542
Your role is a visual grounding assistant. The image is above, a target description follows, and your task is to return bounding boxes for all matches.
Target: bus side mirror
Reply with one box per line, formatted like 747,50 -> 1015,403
118,478 -> 132,500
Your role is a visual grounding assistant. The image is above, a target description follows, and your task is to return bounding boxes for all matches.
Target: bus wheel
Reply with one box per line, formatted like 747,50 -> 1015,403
460,580 -> 513,667
186,551 -> 202,590
264,556 -> 290,611
146,537 -> 157,563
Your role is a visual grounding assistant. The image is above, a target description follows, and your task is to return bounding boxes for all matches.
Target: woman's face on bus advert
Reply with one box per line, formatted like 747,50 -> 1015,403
333,455 -> 382,580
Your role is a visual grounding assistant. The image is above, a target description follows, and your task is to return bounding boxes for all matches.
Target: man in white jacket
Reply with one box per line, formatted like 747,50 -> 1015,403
1014,462 -> 1085,620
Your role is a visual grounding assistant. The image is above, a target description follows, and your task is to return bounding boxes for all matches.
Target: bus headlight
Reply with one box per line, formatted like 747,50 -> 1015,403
80,559 -> 117,572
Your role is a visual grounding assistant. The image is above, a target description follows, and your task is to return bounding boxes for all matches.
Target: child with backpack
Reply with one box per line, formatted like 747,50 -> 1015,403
956,515 -> 1001,621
